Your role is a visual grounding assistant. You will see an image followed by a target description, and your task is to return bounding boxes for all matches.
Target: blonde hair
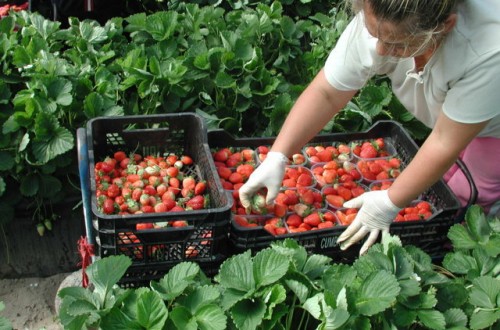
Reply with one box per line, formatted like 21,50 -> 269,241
348,0 -> 461,33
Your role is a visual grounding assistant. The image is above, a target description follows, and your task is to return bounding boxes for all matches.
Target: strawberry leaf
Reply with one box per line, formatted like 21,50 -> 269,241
447,224 -> 477,250
182,286 -> 220,314
469,276 -> 500,309
231,298 -> 266,330
218,250 -> 255,293
20,173 -> 39,197
86,255 -> 132,304
0,152 -> 14,171
355,270 -> 400,316
442,251 -> 477,275
416,310 -> 446,330
151,262 -> 201,302
465,205 -> 491,244
443,308 -> 468,328
32,126 -> 74,164
136,291 -> 169,329
194,304 -> 227,330
253,248 -> 289,288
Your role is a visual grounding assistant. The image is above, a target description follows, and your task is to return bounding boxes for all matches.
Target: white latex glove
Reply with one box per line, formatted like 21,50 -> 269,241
238,151 -> 288,209
337,190 -> 401,255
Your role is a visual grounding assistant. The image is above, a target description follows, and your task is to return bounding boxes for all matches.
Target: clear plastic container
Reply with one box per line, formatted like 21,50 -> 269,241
322,182 -> 368,209
394,199 -> 437,222
350,138 -> 398,162
310,160 -> 362,188
302,142 -> 351,167
255,145 -> 307,166
281,165 -> 317,190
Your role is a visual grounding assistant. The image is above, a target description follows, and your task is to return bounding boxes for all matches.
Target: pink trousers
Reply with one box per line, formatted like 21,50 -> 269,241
443,136 -> 500,215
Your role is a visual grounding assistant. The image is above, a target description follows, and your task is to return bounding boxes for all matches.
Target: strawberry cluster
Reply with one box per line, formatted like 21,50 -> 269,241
93,151 -> 209,228
256,145 -> 306,165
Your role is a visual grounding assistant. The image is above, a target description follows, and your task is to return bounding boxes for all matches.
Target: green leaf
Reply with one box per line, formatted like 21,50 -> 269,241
465,205 -> 491,244
231,298 -> 266,330
357,84 -> 392,117
146,11 -> 178,41
19,173 -> 39,197
0,316 -> 12,330
392,246 -> 414,280
181,286 -> 220,314
271,239 -> 308,271
469,309 -> 500,330
303,293 -> 323,319
170,306 -> 198,330
100,307 -> 143,330
284,276 -> 310,304
218,251 -> 255,292
301,253 -> 331,279
322,264 -> 357,295
86,255 -> 132,304
436,283 -> 468,310
136,291 -> 168,330
355,270 -> 400,316
31,126 -> 74,164
38,174 -> 62,198
151,262 -> 201,301
444,308 -> 468,328
416,310 -> 446,330
442,252 -> 477,275
469,276 -> 500,309
447,224 -> 477,250
0,152 -> 14,171
79,21 -> 107,43
253,248 -> 289,288
261,284 -> 287,319
46,78 -> 73,106
214,71 -> 235,89
195,304 -> 227,330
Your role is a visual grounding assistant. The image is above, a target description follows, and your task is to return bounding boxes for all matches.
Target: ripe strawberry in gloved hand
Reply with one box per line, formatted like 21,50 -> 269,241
239,151 -> 289,212
336,190 -> 401,255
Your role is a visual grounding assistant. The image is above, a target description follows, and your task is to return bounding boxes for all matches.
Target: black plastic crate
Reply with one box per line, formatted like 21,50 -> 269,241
208,120 -> 462,261
84,113 -> 232,265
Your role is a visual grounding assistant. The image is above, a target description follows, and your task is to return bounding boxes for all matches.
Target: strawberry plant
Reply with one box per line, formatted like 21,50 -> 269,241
57,205 -> 500,329
0,301 -> 12,329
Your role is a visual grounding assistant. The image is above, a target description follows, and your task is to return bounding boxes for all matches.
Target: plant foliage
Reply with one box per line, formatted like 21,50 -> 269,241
0,1 -> 430,231
56,206 -> 499,329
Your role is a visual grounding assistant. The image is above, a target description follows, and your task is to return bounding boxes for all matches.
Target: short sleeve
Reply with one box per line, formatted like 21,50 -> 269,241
443,51 -> 500,123
323,13 -> 394,91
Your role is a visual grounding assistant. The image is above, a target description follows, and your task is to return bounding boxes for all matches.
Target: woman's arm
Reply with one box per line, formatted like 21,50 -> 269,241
388,111 -> 489,208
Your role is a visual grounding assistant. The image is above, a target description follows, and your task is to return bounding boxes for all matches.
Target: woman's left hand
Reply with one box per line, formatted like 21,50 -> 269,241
337,190 -> 401,255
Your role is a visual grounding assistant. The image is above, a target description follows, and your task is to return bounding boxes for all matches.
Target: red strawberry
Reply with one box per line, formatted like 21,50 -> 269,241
318,221 -> 334,229
286,214 -> 303,227
360,145 -> 378,159
304,212 -> 322,227
326,195 -> 345,208
273,203 -> 287,217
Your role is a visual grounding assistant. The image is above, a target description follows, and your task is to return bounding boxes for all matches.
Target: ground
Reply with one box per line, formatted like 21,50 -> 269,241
0,272 -> 77,330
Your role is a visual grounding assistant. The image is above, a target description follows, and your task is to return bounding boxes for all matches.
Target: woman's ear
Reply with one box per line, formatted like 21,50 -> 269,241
443,13 -> 457,34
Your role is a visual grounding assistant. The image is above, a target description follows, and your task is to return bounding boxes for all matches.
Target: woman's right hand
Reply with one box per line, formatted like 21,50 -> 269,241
238,151 -> 289,211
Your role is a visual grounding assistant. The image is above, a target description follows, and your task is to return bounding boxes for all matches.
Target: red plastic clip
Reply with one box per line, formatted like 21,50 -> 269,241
77,236 -> 94,288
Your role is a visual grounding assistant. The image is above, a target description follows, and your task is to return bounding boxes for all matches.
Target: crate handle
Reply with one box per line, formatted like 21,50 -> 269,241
122,127 -> 171,134
452,158 -> 478,222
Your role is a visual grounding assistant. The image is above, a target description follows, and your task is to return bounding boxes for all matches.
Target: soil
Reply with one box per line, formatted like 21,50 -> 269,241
0,272 -> 78,330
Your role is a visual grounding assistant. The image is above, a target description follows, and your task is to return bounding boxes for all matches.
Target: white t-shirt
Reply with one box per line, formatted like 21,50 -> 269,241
323,0 -> 500,138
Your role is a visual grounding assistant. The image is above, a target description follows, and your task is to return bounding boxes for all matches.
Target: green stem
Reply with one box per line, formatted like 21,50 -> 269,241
0,224 -> 10,265
286,296 -> 297,330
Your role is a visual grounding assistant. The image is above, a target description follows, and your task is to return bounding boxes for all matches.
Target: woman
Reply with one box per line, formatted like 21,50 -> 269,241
239,0 -> 500,255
